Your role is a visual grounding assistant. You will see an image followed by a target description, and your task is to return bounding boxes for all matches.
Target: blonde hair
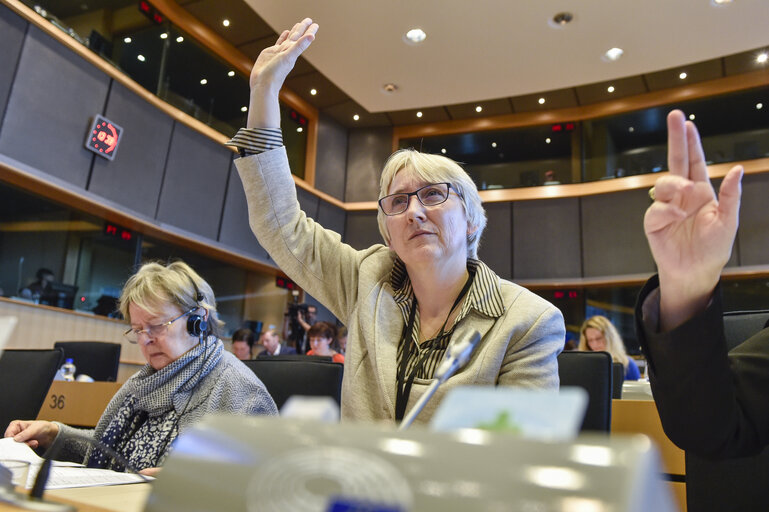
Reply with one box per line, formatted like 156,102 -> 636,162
118,260 -> 223,337
376,149 -> 487,259
578,315 -> 629,368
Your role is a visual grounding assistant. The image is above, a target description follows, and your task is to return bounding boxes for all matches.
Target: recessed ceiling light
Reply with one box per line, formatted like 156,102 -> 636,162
689,114 -> 696,120
176,36 -> 184,43
382,83 -> 398,93
241,106 -> 247,112
222,19 -> 230,27
757,53 -> 768,64
545,138 -> 551,144
607,85 -> 615,93
628,126 -> 635,133
160,32 -> 168,39
550,12 -> 573,27
227,70 -> 235,77
679,72 -> 688,80
297,127 -> 303,133
538,97 -> 546,105
603,47 -> 624,62
757,103 -> 764,110
404,28 -> 426,44
137,54 -> 145,62
123,37 -> 132,43
441,148 -> 447,154
711,0 -> 733,5
200,78 -> 207,85
310,88 -> 317,95
475,106 -> 482,113
353,114 -> 360,121
491,142 -> 497,148
416,111 -> 423,118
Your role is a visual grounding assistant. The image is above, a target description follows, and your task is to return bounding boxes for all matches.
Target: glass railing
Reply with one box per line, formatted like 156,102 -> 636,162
400,86 -> 769,190
23,0 -> 308,177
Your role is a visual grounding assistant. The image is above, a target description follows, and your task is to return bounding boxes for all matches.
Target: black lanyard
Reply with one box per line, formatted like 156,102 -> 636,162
394,273 -> 474,421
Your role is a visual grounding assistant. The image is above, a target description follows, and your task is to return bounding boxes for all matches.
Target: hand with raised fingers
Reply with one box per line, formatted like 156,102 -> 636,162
247,18 -> 318,128
644,109 -> 743,330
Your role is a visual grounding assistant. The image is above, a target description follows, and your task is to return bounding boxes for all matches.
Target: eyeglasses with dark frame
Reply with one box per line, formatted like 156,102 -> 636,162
124,307 -> 195,344
378,183 -> 459,216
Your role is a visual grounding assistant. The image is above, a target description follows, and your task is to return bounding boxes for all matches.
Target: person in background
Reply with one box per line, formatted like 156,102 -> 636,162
306,322 -> 344,364
636,110 -> 766,459
19,267 -> 54,300
259,329 -> 296,357
231,328 -> 256,360
579,315 -> 640,381
229,18 -> 563,424
5,261 -> 277,474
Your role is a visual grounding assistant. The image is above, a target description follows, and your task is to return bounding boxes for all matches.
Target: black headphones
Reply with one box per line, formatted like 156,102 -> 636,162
185,277 -> 208,339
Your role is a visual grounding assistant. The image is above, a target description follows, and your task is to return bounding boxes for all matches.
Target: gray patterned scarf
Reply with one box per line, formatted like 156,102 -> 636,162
86,337 -> 223,471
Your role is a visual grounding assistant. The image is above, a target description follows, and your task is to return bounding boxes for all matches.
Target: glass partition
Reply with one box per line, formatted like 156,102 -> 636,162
23,0 -> 309,178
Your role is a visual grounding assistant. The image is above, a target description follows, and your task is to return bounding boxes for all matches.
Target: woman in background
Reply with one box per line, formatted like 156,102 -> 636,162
306,322 -> 344,364
579,315 -> 640,380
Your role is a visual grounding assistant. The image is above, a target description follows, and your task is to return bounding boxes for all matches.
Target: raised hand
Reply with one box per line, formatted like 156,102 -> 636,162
644,109 -> 743,330
247,18 -> 318,129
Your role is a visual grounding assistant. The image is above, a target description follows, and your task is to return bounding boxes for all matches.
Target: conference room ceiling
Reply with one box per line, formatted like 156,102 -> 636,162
178,0 -> 769,128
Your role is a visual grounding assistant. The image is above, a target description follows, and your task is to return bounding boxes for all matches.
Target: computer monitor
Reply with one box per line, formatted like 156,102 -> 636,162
40,283 -> 78,310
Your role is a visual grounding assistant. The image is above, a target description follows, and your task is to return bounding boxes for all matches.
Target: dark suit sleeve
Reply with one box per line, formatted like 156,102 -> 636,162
635,275 -> 769,458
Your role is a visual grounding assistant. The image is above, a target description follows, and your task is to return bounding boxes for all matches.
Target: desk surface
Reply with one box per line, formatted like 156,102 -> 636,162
0,483 -> 151,512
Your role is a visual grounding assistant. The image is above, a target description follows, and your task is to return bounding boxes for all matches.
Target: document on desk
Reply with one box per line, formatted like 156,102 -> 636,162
0,437 -> 149,489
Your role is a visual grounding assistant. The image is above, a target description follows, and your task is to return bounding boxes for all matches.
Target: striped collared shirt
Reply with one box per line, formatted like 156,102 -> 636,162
393,258 -> 505,380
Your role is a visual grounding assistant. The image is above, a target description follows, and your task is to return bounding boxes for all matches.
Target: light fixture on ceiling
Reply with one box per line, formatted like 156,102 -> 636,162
404,28 -> 427,44
123,37 -> 132,43
137,54 -> 145,62
160,32 -> 168,39
757,103 -> 763,110
176,36 -> 184,43
200,78 -> 207,85
241,106 -> 247,112
549,12 -> 573,28
222,19 -> 230,27
228,71 -> 235,77
603,47 -> 624,62
628,126 -> 635,133
679,72 -> 688,80
545,138 -> 551,144
607,85 -> 615,93
310,88 -> 317,95
475,106 -> 483,113
491,142 -> 497,148
711,0 -> 733,5
441,148 -> 447,154
297,127 -> 303,133
383,83 -> 398,93
689,114 -> 696,120
416,111 -> 423,118
538,97 -> 546,105
757,52 -> 768,64
353,114 -> 360,121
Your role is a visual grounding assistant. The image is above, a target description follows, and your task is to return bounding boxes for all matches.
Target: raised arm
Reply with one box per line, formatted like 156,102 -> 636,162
247,18 -> 318,129
644,110 -> 743,331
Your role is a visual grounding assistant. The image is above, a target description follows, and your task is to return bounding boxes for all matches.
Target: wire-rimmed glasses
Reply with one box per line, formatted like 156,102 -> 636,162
123,307 -> 195,344
378,183 -> 456,216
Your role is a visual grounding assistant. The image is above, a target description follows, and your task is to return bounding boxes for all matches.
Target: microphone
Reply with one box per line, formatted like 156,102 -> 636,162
399,331 -> 482,430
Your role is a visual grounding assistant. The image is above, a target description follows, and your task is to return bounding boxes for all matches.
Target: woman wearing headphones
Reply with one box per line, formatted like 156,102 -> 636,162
4,261 -> 277,475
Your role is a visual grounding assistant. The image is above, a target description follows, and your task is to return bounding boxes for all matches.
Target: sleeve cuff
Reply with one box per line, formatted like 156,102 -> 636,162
226,128 -> 283,156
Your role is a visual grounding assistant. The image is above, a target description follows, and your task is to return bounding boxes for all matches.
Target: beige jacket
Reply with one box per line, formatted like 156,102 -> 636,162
236,147 -> 564,424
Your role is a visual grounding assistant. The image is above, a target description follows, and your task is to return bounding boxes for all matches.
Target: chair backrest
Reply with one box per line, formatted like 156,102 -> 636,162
242,357 -> 344,410
722,309 -> 769,351
53,341 -> 121,382
0,348 -> 64,432
557,351 -> 613,432
682,311 -> 769,510
611,362 -> 624,399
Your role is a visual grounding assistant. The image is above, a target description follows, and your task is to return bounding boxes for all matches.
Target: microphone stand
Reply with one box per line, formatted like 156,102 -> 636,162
398,331 -> 482,431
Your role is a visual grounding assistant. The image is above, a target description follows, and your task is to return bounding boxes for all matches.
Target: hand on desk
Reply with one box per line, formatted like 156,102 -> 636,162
4,419 -> 59,450
139,467 -> 161,477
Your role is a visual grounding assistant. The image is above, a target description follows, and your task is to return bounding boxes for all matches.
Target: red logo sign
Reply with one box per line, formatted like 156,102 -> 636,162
85,115 -> 123,161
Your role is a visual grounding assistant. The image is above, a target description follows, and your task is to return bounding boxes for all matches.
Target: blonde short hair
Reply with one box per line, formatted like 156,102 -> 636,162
118,261 -> 223,338
578,315 -> 629,368
376,149 -> 487,259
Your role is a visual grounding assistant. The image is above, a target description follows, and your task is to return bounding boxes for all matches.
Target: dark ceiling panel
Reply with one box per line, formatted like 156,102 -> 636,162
724,49 -> 769,76
322,101 -> 392,128
181,0 -> 274,47
387,106 -> 450,125
511,88 -> 578,113
446,98 -> 513,119
285,71 -> 351,109
575,76 -> 648,105
644,58 -> 723,91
